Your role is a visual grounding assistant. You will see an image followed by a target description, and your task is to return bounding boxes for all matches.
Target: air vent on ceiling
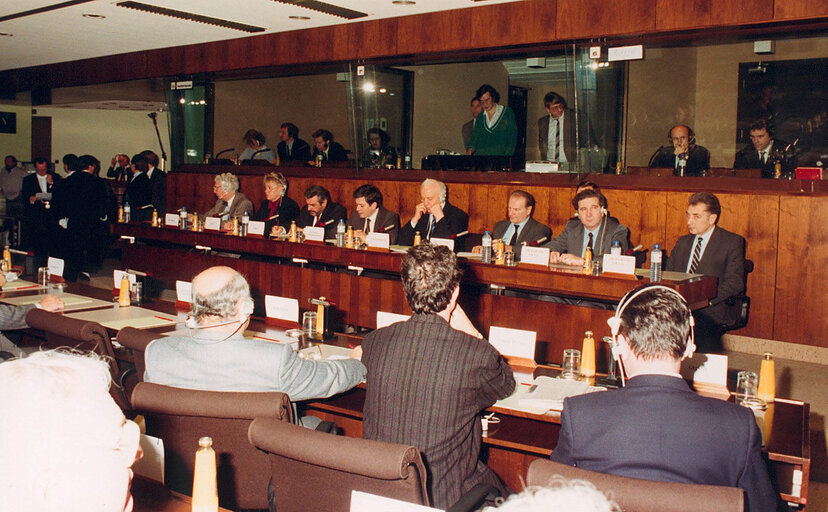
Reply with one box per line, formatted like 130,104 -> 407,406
116,1 -> 266,33
270,0 -> 369,20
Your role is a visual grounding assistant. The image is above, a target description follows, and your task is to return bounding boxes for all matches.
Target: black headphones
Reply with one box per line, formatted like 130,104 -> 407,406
668,125 -> 696,146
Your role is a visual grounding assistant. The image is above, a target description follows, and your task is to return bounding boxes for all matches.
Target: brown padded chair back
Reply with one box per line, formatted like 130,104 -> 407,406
248,417 -> 430,512
131,382 -> 293,511
527,459 -> 744,512
25,308 -> 128,409
115,326 -> 159,401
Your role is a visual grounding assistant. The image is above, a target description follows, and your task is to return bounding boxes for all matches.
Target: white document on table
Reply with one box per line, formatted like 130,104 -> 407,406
488,326 -> 536,360
66,307 -> 177,330
265,295 -> 299,323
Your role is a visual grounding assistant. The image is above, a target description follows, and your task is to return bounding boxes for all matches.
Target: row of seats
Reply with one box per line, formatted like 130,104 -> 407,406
25,312 -> 745,511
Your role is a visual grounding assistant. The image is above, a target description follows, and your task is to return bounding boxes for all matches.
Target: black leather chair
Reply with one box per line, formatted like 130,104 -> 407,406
721,258 -> 754,332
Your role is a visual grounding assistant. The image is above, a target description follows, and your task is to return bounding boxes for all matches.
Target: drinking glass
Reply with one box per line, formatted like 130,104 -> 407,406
38,267 -> 50,287
302,311 -> 317,339
560,349 -> 581,380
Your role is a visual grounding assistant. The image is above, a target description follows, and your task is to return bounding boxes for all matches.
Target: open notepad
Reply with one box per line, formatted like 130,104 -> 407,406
496,376 -> 605,415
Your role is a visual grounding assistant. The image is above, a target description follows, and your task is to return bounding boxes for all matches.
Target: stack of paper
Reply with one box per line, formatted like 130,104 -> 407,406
518,376 -> 592,411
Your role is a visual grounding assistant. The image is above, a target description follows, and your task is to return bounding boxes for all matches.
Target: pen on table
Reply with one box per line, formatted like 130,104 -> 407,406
153,315 -> 174,322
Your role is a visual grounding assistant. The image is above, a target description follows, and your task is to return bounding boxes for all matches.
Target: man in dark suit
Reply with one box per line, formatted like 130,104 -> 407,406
276,122 -> 311,163
309,129 -> 347,164
122,154 -> 153,219
666,192 -> 746,351
106,153 -> 132,181
362,244 -> 515,509
345,184 -> 400,245
141,150 -> 166,215
461,97 -> 482,150
733,119 -> 790,179
651,124 -> 710,176
398,179 -> 469,251
472,190 -> 551,260
21,157 -> 61,264
294,185 -> 347,239
538,91 -> 595,166
551,285 -> 776,512
544,189 -> 629,266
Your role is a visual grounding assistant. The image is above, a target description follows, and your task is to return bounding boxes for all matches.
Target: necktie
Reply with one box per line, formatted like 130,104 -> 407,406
313,215 -> 319,227
426,215 -> 434,239
689,236 -> 703,273
365,218 -> 371,233
760,150 -> 766,163
551,119 -> 559,161
507,224 -> 519,246
587,232 -> 594,251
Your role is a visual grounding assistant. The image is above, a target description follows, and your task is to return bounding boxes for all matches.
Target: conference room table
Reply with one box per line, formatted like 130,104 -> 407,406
111,221 -> 718,372
3,277 -> 810,509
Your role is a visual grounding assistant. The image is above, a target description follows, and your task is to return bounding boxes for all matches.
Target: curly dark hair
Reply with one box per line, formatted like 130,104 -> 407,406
401,243 -> 462,314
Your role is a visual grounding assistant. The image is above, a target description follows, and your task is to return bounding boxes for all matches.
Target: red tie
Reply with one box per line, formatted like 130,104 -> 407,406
313,216 -> 319,227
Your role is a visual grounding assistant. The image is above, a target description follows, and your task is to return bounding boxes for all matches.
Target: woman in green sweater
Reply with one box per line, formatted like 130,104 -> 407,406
466,84 -> 517,156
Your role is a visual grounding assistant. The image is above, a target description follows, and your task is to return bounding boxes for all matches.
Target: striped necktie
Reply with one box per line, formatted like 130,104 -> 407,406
689,237 -> 703,273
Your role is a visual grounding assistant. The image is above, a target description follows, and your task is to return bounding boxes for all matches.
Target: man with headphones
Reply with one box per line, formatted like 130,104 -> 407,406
276,122 -> 312,163
398,179 -> 469,251
543,189 -> 629,267
733,119 -> 791,178
144,266 -> 366,403
652,124 -> 710,176
551,285 -> 776,512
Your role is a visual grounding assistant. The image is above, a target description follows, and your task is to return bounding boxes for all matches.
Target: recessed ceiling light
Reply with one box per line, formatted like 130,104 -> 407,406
392,0 -> 416,5
82,13 -> 106,19
0,32 -> 13,37
289,15 -> 310,20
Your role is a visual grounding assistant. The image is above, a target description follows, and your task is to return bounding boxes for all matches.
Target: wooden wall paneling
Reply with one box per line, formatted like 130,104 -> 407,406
774,195 -> 828,346
603,189 -> 667,251
470,0 -> 557,48
351,18 -> 399,59
485,449 -> 542,492
546,186 -> 576,235
520,185 -> 556,235
395,9 -> 469,56
664,191 -> 691,252
655,0 -> 771,31
775,0 -> 828,19
714,193 -> 779,337
556,0 -> 655,39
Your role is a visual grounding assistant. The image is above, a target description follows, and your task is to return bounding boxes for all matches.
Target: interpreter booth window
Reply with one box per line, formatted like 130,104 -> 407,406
166,82 -> 213,168
345,65 -> 413,170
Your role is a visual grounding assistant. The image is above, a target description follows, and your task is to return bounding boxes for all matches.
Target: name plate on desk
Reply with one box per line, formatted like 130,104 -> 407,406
247,220 -> 265,236
303,226 -> 325,242
520,246 -> 550,266
365,232 -> 390,249
113,270 -> 137,289
47,257 -> 64,277
602,254 -> 636,275
429,237 -> 454,251
164,213 -> 179,226
176,280 -> 192,303
489,326 -> 536,363
204,216 -> 221,231
265,295 -> 299,323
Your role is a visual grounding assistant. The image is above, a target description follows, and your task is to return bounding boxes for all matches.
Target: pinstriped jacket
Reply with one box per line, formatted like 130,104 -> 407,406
361,314 -> 515,509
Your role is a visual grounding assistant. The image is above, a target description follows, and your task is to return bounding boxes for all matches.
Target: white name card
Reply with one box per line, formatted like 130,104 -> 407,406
303,226 -> 325,242
113,270 -> 137,289
376,311 -> 410,329
47,257 -> 64,277
164,213 -> 179,226
429,237 -> 454,251
350,490 -> 442,512
204,216 -> 221,231
488,326 -> 537,360
681,352 -> 728,387
176,280 -> 192,303
602,254 -> 636,275
520,246 -> 550,266
265,295 -> 300,323
247,220 -> 265,236
365,232 -> 390,249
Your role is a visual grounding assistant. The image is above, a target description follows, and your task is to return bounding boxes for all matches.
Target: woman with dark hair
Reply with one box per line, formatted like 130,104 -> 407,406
466,84 -> 517,156
363,128 -> 397,168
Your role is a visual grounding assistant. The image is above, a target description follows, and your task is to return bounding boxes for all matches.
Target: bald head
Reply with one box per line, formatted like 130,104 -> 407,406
191,266 -> 254,325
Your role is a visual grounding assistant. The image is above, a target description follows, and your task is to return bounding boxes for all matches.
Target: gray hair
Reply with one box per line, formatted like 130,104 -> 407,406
496,478 -> 620,512
191,270 -> 254,322
215,172 -> 240,194
421,178 -> 446,202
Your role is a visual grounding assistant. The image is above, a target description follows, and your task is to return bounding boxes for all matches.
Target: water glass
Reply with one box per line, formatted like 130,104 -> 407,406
736,370 -> 765,409
302,311 -> 317,339
560,349 -> 581,380
38,267 -> 50,287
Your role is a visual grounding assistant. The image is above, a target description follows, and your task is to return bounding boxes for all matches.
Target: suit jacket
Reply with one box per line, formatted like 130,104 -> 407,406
311,141 -> 347,162
665,226 -> 746,327
277,137 -> 312,163
294,201 -> 348,239
144,330 -> 366,401
461,119 -> 474,149
22,171 -> 60,225
491,217 -> 552,260
538,109 -> 595,162
51,171 -> 108,234
0,303 -> 36,358
147,167 -> 167,215
252,196 -> 300,234
106,165 -> 131,181
204,192 -> 254,221
398,201 -> 469,251
652,145 -> 711,176
346,207 -> 401,245
733,139 -> 788,179
551,374 -> 776,512
544,217 -> 629,257
362,314 -> 515,509
123,172 -> 153,217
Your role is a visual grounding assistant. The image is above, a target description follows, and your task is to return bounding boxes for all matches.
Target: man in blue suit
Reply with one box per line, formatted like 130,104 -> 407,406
551,285 -> 776,512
